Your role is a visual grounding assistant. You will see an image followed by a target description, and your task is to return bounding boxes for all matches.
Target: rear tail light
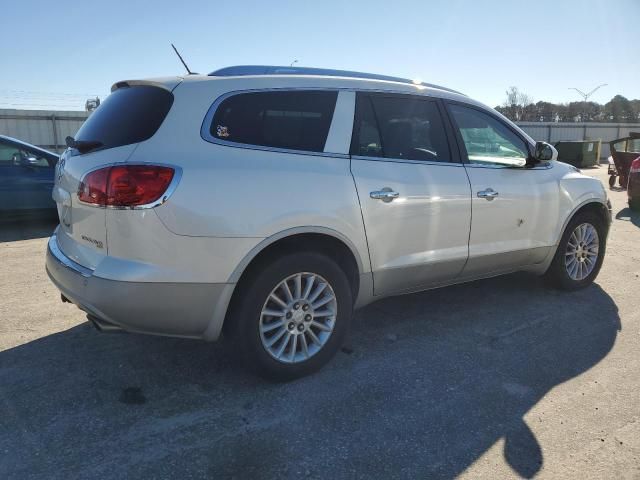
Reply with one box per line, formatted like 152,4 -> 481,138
78,165 -> 175,207
630,156 -> 640,174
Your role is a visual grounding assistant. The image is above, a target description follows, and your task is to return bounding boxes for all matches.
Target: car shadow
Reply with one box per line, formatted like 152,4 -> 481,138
615,207 -> 640,228
0,215 -> 58,242
0,273 -> 620,479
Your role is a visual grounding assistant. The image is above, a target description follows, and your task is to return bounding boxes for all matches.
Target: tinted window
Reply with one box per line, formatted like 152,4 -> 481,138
74,85 -> 173,151
351,95 -> 451,162
614,138 -> 640,153
351,96 -> 383,157
449,104 -> 529,167
210,91 -> 338,152
0,142 -> 51,167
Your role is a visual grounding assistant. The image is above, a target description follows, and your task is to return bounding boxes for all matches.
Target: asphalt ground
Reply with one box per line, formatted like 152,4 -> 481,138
1,166 -> 639,479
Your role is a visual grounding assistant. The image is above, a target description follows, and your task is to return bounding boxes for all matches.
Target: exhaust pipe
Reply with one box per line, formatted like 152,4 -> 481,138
87,314 -> 125,333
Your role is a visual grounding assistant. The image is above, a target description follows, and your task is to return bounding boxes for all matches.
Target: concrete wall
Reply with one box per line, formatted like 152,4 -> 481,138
0,109 -> 90,153
517,122 -> 640,160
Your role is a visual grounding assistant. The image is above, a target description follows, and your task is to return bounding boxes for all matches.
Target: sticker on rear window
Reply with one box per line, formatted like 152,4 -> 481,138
216,125 -> 230,138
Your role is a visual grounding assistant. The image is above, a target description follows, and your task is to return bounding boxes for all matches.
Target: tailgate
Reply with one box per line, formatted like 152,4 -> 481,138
53,145 -> 137,269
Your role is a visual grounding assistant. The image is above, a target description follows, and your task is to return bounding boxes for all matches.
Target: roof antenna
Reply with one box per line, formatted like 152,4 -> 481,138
171,43 -> 197,75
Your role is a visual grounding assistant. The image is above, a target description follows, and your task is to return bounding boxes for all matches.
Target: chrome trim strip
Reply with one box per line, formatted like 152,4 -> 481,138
463,161 -> 553,170
48,232 -> 93,278
351,155 -> 464,167
76,163 -> 183,210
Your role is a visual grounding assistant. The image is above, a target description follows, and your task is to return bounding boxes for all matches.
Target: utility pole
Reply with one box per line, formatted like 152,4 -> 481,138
568,84 -> 607,122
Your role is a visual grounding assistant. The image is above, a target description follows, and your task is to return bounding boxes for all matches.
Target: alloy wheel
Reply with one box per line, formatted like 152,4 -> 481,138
565,223 -> 599,281
259,272 -> 337,363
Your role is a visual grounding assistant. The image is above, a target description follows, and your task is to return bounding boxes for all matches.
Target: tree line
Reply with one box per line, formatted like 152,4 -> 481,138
495,87 -> 640,123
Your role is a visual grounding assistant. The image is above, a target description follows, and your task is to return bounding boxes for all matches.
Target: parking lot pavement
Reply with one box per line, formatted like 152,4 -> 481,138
1,166 -> 639,479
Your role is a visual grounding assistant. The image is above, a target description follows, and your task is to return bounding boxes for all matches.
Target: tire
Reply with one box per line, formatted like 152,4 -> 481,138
608,175 -> 616,189
544,211 -> 607,290
230,252 -> 352,381
630,197 -> 640,211
619,175 -> 627,188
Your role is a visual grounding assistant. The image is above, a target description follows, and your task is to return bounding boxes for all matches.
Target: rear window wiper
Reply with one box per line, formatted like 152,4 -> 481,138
65,136 -> 104,154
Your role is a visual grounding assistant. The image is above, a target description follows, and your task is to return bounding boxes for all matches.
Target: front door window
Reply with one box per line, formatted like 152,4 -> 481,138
449,104 -> 529,167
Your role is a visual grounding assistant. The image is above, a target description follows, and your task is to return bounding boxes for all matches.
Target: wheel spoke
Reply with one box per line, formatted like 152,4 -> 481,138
275,333 -> 291,358
261,320 -> 284,333
266,327 -> 287,347
570,261 -> 579,278
307,328 -> 321,346
269,293 -> 287,309
282,281 -> 294,303
584,229 -> 594,244
288,334 -> 298,362
311,320 -> 332,332
302,275 -> 315,299
569,233 -> 579,247
308,282 -> 327,303
312,294 -> 333,309
262,308 -> 285,318
294,274 -> 302,299
313,309 -> 334,318
300,333 -> 309,358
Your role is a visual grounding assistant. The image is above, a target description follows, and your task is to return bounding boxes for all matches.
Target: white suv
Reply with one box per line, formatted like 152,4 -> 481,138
47,66 -> 611,379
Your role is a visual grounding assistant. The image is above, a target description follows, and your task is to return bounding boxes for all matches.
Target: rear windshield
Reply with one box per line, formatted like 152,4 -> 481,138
208,90 -> 338,153
74,85 -> 173,151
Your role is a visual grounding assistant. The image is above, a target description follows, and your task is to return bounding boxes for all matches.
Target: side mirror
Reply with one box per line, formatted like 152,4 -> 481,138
20,156 -> 39,167
534,141 -> 557,162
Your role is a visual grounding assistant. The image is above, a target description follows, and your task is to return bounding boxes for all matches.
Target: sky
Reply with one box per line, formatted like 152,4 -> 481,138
2,0 -> 639,110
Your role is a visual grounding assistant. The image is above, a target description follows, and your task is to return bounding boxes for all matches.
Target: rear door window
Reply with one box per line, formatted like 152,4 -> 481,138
74,85 -> 173,152
209,90 -> 338,153
350,94 -> 452,162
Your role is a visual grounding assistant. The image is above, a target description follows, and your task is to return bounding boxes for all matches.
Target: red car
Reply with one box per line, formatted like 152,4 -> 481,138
608,133 -> 640,210
629,155 -> 640,211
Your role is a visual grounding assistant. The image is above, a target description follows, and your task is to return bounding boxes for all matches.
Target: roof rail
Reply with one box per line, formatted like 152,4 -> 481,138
208,65 -> 464,95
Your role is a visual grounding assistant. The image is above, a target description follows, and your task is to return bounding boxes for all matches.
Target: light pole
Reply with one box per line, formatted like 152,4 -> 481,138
568,84 -> 607,121
568,84 -> 607,101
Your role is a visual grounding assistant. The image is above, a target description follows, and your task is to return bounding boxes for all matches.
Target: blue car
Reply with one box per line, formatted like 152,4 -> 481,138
0,135 -> 59,217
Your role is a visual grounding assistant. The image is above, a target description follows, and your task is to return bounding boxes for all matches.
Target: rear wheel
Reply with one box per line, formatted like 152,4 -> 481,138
544,211 -> 606,290
619,174 -> 627,188
608,175 -> 616,188
231,252 -> 352,381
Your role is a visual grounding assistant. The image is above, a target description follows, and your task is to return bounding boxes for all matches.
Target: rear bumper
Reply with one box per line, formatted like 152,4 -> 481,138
46,230 -> 234,341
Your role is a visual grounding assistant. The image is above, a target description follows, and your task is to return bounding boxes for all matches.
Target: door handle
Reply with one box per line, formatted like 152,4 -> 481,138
370,188 -> 399,202
477,188 -> 499,201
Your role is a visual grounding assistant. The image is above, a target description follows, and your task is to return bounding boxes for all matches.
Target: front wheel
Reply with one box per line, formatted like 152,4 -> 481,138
544,211 -> 607,290
231,252 -> 352,381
